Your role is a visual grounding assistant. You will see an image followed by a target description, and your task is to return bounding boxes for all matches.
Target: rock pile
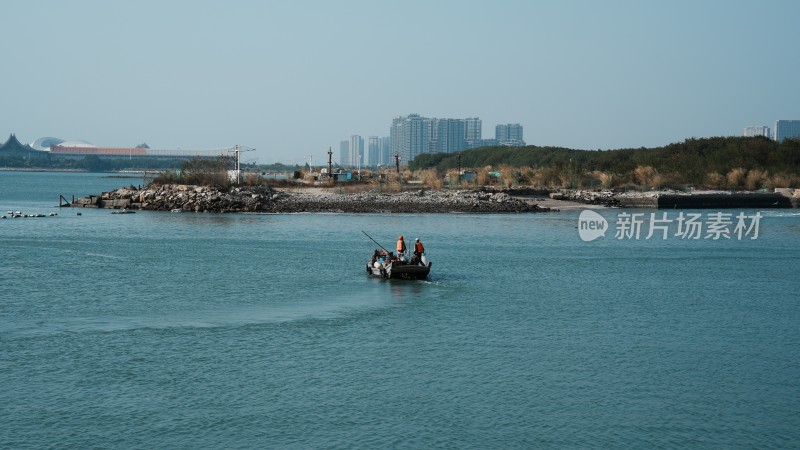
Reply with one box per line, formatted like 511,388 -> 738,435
74,185 -> 551,214
557,190 -> 622,207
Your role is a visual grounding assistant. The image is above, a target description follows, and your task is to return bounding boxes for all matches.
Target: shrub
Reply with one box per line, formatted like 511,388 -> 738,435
476,166 -> 491,186
745,169 -> 767,190
634,165 -> 658,187
597,171 -> 618,189
151,170 -> 181,185
443,170 -> 461,188
181,157 -> 230,189
726,167 -> 746,190
530,167 -> 560,188
241,172 -> 264,186
498,164 -> 517,188
705,172 -> 725,189
764,174 -> 798,189
421,169 -> 443,189
517,166 -> 536,185
380,171 -> 403,192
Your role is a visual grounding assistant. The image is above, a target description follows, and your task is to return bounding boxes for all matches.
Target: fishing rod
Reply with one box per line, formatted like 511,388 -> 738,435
362,230 -> 390,254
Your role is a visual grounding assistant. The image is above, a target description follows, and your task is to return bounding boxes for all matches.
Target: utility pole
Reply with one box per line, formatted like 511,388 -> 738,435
228,145 -> 255,185
394,152 -> 400,174
234,145 -> 240,185
327,147 -> 333,178
457,153 -> 462,182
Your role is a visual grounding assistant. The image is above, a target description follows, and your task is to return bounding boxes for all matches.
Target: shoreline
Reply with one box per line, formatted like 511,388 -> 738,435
0,167 -> 89,172
558,189 -> 798,209
69,184 -> 800,214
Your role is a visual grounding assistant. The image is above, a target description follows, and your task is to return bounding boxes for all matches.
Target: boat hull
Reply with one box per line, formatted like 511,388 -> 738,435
366,262 -> 432,280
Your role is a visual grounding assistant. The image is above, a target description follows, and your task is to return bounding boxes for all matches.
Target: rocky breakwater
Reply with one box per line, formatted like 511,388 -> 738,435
75,185 -> 551,214
553,190 -> 623,207
74,185 -> 275,213
551,189 -> 796,209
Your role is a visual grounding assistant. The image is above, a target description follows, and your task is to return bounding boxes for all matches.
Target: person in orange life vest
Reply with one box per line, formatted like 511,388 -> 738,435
413,238 -> 425,265
396,235 -> 406,258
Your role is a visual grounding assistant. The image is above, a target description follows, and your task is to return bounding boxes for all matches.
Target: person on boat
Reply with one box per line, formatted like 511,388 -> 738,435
371,249 -> 381,265
396,235 -> 407,260
413,238 -> 425,266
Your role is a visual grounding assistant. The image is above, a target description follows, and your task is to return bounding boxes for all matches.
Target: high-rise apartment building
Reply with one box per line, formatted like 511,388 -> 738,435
368,136 -> 380,166
743,126 -> 771,138
390,114 -> 527,161
496,124 -> 524,145
774,120 -> 800,142
349,135 -> 364,168
391,114 -> 429,162
338,136 -> 390,167
339,140 -> 349,166
391,114 -> 483,161
465,117 -> 482,141
381,136 -> 392,166
430,118 -> 467,153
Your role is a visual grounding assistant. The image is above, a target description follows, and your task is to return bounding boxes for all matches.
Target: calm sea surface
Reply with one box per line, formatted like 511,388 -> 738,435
2,171 -> 799,448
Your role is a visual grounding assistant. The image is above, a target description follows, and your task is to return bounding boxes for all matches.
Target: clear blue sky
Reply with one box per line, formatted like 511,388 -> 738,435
2,0 -> 798,163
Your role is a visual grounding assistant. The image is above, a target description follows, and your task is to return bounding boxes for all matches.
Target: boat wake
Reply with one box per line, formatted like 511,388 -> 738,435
2,295 -> 398,339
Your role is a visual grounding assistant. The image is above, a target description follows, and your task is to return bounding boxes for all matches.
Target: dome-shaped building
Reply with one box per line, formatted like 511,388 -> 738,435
32,137 -> 97,151
31,137 -> 66,152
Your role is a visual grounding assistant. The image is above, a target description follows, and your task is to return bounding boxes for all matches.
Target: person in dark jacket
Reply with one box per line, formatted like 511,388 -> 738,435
413,238 -> 425,265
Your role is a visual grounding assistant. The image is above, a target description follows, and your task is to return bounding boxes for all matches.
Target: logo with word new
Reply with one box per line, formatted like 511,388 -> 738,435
578,210 -> 609,241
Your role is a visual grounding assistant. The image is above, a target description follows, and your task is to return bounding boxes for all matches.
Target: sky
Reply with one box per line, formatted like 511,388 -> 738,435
1,0 -> 798,164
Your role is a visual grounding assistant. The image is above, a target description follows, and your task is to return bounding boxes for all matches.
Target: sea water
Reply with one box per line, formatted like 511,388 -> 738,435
1,171 -> 799,448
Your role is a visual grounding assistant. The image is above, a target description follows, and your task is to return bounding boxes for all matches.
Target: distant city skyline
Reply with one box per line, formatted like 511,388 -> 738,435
1,1 -> 798,164
14,112 -> 798,167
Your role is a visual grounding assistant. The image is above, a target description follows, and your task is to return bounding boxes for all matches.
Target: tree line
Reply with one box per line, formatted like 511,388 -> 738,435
408,136 -> 800,190
0,154 -> 187,171
0,153 -> 302,174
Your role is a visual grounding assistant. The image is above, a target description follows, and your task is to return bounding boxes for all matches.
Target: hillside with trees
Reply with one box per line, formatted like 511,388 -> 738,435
408,136 -> 800,190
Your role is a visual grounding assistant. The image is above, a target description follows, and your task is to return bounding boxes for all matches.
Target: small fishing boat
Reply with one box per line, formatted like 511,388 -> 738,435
366,249 -> 432,280
362,231 -> 432,280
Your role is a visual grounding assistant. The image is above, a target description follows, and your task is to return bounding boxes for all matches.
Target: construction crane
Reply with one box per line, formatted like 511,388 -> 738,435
228,145 -> 256,185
